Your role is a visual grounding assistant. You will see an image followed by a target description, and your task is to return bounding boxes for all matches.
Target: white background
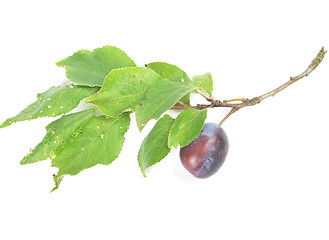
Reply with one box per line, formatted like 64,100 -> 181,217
1,1 -> 329,239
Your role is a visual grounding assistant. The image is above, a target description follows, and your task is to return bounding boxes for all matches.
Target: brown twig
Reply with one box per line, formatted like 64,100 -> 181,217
171,47 -> 327,125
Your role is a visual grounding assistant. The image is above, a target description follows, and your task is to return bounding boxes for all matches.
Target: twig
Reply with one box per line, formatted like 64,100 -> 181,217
170,47 -> 326,124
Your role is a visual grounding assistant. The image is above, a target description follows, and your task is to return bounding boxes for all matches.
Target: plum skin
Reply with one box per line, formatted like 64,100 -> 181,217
179,123 -> 229,178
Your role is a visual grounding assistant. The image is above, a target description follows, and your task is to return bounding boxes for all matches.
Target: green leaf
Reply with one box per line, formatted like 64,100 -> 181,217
192,72 -> 213,95
0,85 -> 99,128
86,67 -> 163,118
146,62 -> 192,84
146,62 -> 192,105
168,109 -> 207,148
51,112 -> 130,178
51,174 -> 64,193
21,109 -> 95,165
135,80 -> 196,130
56,46 -> 136,87
138,114 -> 175,176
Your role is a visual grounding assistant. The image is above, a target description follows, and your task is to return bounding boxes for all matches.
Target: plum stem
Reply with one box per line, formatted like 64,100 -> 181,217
171,47 -> 327,125
219,108 -> 237,126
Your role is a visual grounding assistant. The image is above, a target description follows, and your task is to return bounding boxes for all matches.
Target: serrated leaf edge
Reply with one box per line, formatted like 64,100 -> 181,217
51,112 -> 131,177
56,45 -> 136,87
20,109 -> 96,165
0,85 -> 98,129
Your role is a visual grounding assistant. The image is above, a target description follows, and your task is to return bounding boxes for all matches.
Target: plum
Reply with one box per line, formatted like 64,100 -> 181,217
180,123 -> 229,178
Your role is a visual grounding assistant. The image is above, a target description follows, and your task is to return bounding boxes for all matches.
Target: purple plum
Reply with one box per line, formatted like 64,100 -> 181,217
180,123 -> 229,178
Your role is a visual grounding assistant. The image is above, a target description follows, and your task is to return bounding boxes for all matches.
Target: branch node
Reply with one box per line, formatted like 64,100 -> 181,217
213,100 -> 222,107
